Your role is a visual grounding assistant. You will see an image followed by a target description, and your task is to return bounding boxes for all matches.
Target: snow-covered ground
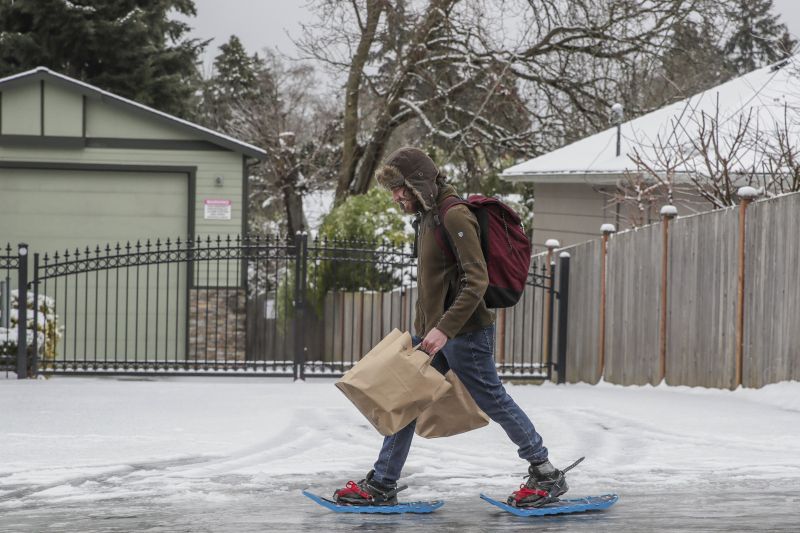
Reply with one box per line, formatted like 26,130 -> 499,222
1,377 -> 799,532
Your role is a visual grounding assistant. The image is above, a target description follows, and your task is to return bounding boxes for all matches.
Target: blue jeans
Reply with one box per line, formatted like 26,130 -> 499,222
372,324 -> 548,484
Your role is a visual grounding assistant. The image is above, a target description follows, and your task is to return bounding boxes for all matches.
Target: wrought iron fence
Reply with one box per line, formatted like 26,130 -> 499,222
7,234 -> 566,380
0,243 -> 20,376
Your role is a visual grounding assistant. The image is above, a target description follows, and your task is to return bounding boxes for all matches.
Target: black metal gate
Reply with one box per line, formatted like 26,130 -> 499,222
3,236 -> 568,380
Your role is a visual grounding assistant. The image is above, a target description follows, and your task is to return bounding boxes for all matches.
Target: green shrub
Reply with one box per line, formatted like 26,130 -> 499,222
282,188 -> 414,318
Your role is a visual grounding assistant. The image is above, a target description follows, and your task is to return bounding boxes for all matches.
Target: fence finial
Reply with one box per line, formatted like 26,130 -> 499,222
600,223 -> 616,234
545,239 -> 560,249
737,186 -> 759,200
660,205 -> 678,218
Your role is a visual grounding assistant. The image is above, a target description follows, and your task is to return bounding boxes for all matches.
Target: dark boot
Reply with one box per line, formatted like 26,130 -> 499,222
507,457 -> 584,508
333,470 -> 405,506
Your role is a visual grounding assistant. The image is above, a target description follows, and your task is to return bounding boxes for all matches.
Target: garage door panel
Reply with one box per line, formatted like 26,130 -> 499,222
0,169 -> 187,253
1,168 -> 191,363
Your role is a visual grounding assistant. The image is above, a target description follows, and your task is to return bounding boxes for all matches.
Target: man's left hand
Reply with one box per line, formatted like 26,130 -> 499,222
420,327 -> 448,356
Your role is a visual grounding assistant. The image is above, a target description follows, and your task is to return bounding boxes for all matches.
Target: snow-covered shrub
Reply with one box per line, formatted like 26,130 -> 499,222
0,291 -> 61,362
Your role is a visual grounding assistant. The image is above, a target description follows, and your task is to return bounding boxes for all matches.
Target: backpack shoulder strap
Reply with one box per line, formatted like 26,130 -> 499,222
433,195 -> 468,261
434,195 -> 467,225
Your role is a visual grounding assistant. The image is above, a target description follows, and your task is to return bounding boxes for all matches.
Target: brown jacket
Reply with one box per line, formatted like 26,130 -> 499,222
415,184 -> 495,338
375,147 -> 494,339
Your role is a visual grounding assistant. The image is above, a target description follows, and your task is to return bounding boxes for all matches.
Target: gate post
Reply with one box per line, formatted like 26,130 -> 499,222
293,232 -> 308,380
16,243 -> 29,379
556,252 -> 570,384
31,253 -> 41,378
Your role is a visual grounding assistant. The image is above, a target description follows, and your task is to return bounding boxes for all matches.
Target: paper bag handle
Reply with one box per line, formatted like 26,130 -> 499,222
412,343 -> 437,369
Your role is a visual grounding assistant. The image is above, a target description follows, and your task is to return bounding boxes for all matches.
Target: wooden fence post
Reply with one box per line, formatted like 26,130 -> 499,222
736,187 -> 759,388
659,206 -> 677,382
543,239 -> 560,362
599,225 -> 615,379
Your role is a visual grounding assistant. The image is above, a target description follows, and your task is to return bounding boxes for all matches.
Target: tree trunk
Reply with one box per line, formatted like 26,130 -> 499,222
335,1 -> 385,204
278,133 -> 307,236
338,0 -> 454,202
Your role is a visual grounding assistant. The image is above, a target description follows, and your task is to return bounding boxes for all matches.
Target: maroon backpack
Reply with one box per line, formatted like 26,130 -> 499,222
433,195 -> 531,308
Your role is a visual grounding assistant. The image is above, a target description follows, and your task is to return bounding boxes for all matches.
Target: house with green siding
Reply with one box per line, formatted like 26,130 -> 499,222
0,66 -> 265,251
0,67 -> 267,370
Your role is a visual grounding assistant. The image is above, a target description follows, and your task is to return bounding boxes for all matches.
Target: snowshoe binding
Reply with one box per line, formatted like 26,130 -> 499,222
508,456 -> 585,508
333,470 -> 407,506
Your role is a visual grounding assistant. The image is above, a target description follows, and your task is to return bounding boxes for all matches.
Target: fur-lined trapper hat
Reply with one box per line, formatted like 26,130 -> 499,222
375,147 -> 439,211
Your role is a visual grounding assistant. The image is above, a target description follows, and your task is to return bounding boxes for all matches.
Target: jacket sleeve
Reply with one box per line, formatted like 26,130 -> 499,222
435,205 -> 489,338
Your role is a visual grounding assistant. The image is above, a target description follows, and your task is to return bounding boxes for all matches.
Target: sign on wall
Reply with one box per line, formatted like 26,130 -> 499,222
203,199 -> 232,220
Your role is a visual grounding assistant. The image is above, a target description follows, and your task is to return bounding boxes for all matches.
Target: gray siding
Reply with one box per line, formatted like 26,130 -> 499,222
531,183 -> 612,252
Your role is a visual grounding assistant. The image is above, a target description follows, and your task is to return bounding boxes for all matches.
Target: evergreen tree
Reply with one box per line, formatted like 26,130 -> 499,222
724,0 -> 796,74
0,0 -> 205,119
200,35 -> 267,132
638,18 -> 735,108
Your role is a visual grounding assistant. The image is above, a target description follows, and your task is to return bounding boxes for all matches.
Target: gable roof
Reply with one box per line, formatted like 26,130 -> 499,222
502,54 -> 800,184
0,67 -> 267,160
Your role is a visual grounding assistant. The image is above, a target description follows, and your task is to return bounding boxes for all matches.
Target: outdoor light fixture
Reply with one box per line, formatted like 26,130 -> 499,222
215,176 -> 224,187
18,244 -> 28,257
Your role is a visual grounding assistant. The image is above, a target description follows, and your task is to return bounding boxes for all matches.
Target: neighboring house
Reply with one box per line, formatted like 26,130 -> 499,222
502,55 -> 800,252
0,66 -> 266,255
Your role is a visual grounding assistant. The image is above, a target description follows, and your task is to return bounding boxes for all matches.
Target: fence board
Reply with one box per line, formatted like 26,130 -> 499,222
605,225 -> 662,385
744,193 -> 800,387
562,240 -> 602,384
666,208 -> 738,388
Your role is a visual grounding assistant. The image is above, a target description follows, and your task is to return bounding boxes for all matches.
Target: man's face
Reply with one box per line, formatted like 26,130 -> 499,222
391,185 -> 418,214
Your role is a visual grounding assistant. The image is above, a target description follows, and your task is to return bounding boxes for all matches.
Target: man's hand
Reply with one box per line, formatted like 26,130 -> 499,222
420,327 -> 448,356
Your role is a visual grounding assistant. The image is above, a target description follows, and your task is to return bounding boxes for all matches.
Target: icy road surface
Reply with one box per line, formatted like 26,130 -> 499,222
1,377 -> 799,532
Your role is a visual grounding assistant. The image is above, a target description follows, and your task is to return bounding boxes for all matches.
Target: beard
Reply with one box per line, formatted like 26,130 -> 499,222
397,196 -> 418,214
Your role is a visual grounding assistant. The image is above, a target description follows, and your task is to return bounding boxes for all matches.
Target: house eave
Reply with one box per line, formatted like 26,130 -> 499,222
501,171 -> 625,185
0,67 -> 268,160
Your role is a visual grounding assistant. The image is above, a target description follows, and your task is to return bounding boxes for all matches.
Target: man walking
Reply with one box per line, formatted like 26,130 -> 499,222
332,147 -> 569,508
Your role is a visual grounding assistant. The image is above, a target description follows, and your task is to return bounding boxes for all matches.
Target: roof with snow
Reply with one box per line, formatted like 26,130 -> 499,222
0,67 -> 267,160
502,55 -> 800,184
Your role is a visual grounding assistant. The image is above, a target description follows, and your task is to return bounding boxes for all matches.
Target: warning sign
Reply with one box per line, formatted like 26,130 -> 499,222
203,199 -> 232,220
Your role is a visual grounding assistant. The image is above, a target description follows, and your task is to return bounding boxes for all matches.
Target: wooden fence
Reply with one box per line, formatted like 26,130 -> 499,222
556,190 -> 799,389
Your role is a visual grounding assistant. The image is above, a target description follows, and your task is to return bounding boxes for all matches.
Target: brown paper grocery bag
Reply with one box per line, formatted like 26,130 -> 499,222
359,328 -> 403,361
415,370 -> 490,438
336,331 -> 451,436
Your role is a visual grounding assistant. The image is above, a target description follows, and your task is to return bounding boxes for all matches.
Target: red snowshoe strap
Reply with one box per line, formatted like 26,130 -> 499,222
511,485 -> 549,503
335,481 -> 373,501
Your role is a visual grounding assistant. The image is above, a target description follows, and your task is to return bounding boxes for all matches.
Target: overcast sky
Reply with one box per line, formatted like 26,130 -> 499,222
182,0 -> 800,73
